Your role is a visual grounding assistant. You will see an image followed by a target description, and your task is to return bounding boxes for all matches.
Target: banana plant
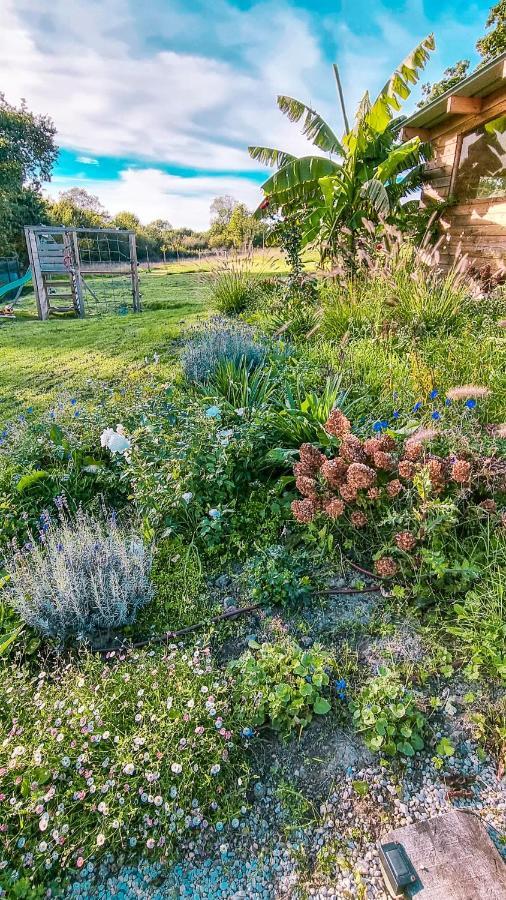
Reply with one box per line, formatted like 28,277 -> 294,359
249,35 -> 435,265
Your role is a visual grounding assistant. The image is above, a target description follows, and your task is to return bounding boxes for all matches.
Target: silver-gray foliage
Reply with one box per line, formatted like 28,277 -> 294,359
181,316 -> 266,384
5,511 -> 154,643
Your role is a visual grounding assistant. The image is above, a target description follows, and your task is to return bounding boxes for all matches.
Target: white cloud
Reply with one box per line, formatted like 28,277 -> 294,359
45,167 -> 264,230
0,0 -> 327,173
76,156 -> 99,165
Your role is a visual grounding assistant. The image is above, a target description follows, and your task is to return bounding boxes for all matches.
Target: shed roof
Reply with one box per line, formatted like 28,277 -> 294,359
404,51 -> 506,131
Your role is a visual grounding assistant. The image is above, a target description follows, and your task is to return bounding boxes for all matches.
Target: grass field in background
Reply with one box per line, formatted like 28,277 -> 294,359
0,271 -> 213,422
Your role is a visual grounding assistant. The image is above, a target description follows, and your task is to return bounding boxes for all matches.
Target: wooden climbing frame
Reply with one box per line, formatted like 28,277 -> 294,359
24,226 -> 141,320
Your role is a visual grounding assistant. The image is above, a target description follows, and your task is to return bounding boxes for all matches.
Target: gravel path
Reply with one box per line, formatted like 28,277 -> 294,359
67,739 -> 505,899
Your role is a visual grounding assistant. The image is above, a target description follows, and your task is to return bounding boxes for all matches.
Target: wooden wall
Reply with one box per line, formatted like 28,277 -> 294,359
421,83 -> 506,270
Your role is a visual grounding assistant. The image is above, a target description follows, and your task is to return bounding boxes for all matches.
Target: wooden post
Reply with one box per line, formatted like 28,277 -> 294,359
68,230 -> 85,317
25,228 -> 49,320
129,232 -> 141,312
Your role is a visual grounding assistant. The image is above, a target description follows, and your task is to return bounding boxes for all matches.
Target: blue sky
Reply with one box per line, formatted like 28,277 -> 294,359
1,0 -> 493,228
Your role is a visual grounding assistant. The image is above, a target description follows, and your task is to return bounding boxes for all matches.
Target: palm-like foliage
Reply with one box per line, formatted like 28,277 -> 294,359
249,35 -> 435,265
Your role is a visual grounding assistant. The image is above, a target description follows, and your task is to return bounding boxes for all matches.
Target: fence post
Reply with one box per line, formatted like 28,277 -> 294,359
129,233 -> 141,312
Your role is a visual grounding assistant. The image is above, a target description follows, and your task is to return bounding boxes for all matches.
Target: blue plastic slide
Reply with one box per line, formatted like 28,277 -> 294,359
0,268 -> 32,301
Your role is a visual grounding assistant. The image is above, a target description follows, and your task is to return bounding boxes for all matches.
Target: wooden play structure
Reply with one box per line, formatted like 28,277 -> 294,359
24,226 -> 141,320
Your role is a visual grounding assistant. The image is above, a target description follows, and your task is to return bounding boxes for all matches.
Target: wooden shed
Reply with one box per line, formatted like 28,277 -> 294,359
402,52 -> 506,271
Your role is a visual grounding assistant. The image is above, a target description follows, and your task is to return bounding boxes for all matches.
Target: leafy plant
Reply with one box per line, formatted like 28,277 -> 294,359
264,373 -> 351,450
4,510 -> 153,644
242,544 -> 312,608
249,36 -> 435,267
351,666 -> 426,757
206,357 -> 278,412
181,316 -> 266,384
230,639 -> 335,738
446,564 -> 506,681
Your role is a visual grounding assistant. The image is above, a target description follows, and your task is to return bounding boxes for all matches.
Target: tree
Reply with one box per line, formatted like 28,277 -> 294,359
249,35 -> 435,268
476,1 -> 506,60
48,188 -> 108,228
111,210 -> 140,231
0,94 -> 57,259
419,60 -> 471,106
420,2 -> 506,106
210,195 -> 238,227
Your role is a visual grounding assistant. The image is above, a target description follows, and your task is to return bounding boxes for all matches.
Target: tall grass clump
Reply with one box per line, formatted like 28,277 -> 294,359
206,253 -> 261,315
181,316 -> 266,384
4,510 -> 153,644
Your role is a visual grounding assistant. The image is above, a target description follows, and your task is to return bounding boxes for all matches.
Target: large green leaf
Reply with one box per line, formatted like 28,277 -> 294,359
360,179 -> 390,215
248,146 -> 296,168
363,34 -> 435,135
16,470 -> 50,493
277,96 -> 344,154
261,155 -> 340,196
375,137 -> 422,182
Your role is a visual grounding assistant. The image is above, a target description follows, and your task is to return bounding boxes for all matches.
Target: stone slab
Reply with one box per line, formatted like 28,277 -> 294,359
380,809 -> 506,899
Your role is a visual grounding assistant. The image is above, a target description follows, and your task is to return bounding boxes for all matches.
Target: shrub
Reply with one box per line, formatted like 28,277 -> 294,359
242,545 -> 312,608
4,510 -> 153,644
230,639 -> 334,738
289,408 -> 506,604
181,317 -> 266,384
0,648 -> 251,893
351,666 -> 426,757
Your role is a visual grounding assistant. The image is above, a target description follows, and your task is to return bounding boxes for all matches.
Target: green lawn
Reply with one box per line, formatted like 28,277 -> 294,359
0,270 -> 213,422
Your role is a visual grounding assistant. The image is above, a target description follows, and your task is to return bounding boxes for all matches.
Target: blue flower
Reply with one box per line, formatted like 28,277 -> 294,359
208,508 -> 221,520
465,398 -> 477,409
335,678 -> 347,699
242,726 -> 254,739
431,410 -> 441,421
413,401 -> 422,412
74,410 -> 80,418
373,420 -> 389,432
429,389 -> 438,400
205,405 -> 221,419
445,398 -> 452,407
392,410 -> 400,420
393,391 -> 399,401
70,398 -> 77,406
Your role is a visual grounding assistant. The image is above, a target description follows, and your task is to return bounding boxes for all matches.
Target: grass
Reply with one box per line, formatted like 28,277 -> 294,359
0,270 -> 213,422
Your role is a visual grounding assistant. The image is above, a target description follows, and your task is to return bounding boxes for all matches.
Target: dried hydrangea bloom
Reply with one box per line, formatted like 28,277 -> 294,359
404,441 -> 423,461
325,498 -> 345,519
374,556 -> 398,578
398,459 -> 416,480
427,458 -> 444,483
364,437 -> 383,458
367,486 -> 381,500
346,462 -> 377,490
479,499 -> 497,513
451,459 -> 471,483
395,531 -> 417,551
291,498 -> 316,523
386,479 -> 402,498
324,408 -> 351,438
339,483 -> 358,502
500,512 -> 506,528
374,450 -> 394,471
351,510 -> 368,528
297,443 -> 326,476
378,434 -> 396,451
340,434 -> 366,463
446,384 -> 491,400
321,457 -> 348,487
295,475 -> 319,499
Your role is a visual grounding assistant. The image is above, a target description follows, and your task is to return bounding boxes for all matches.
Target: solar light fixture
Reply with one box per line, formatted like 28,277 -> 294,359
379,841 -> 418,897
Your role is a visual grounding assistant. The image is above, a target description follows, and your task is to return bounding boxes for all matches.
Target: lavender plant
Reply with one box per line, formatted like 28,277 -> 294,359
181,316 -> 266,384
4,510 -> 153,644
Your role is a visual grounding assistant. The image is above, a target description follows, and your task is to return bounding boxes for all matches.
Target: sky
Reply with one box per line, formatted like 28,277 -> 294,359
1,0 -> 494,229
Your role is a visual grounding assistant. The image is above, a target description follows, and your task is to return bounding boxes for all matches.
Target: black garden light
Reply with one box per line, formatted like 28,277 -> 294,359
379,842 -> 419,897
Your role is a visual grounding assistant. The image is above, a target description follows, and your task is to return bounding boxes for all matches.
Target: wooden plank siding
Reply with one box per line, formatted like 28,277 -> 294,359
420,83 -> 506,270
